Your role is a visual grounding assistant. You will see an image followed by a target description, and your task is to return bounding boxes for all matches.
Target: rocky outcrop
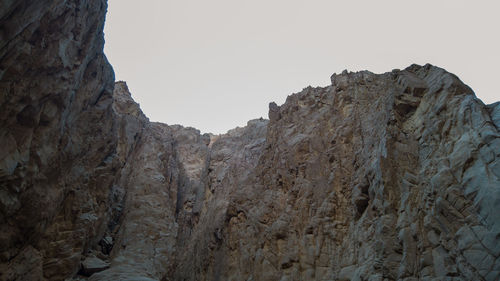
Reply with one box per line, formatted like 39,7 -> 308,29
78,66 -> 500,281
0,0 -> 120,280
1,1 -> 500,281
162,65 -> 500,281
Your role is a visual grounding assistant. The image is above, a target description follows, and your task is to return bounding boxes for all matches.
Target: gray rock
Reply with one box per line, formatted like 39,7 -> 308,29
1,2 -> 500,280
80,257 -> 110,277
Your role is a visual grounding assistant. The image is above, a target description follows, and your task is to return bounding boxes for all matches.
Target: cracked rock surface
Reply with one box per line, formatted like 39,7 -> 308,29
1,1 -> 500,281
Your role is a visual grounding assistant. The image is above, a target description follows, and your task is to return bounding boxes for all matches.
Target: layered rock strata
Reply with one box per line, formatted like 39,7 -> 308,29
1,1 -> 500,281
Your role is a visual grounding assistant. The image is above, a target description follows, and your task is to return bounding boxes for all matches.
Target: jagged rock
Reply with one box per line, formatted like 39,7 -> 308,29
269,102 -> 281,121
0,0 -> 120,280
1,1 -> 500,281
80,256 -> 110,276
99,236 -> 113,255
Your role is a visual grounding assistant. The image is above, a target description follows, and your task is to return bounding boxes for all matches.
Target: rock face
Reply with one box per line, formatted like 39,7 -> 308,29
1,1 -> 500,281
0,0 -> 118,280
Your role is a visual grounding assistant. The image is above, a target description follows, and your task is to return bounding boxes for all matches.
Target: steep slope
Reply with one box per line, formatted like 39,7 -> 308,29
1,1 -> 500,281
163,66 -> 500,281
0,1 -> 122,280
89,67 -> 500,281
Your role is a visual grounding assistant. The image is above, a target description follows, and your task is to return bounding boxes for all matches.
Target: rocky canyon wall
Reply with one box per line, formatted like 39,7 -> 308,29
1,0 -> 119,279
1,1 -> 500,281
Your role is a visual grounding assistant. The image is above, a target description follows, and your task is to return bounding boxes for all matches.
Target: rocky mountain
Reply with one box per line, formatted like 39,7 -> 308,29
1,1 -> 499,281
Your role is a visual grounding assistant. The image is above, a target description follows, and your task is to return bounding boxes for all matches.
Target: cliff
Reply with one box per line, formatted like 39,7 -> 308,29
1,1 -> 500,281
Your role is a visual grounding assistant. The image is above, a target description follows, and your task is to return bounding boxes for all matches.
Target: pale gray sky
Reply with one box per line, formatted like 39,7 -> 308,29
104,0 -> 499,134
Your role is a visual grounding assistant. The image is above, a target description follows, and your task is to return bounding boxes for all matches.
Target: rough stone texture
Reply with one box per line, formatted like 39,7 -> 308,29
84,66 -> 500,281
0,1 -> 121,280
80,256 -> 109,276
1,1 -> 500,281
164,66 -> 500,281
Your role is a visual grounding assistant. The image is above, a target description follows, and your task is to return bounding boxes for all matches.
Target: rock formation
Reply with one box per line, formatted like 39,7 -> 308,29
1,1 -> 499,281
1,0 -> 118,280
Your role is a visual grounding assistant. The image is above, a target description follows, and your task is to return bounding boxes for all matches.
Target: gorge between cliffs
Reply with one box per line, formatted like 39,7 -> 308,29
1,1 -> 500,281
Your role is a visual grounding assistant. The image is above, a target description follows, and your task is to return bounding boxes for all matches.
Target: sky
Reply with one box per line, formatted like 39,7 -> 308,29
104,0 -> 499,134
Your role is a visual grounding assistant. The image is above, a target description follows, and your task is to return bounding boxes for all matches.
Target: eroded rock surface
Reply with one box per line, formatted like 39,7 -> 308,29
164,66 -> 500,281
1,1 -> 500,281
0,0 -> 120,280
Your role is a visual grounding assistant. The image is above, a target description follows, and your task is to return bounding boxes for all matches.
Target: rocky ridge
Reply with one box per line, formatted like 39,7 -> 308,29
1,1 -> 500,281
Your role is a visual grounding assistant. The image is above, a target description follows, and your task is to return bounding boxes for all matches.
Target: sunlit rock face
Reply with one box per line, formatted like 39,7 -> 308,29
1,1 -> 500,281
